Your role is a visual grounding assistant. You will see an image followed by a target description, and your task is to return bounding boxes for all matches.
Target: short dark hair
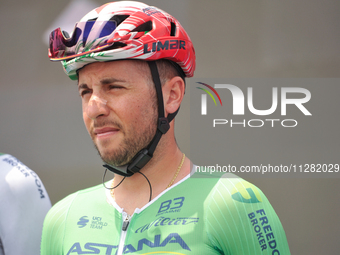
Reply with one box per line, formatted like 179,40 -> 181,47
156,59 -> 185,86
134,59 -> 185,88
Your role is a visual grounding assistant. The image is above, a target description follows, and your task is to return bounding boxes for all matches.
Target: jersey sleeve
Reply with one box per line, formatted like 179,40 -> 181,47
205,176 -> 291,255
40,193 -> 77,255
0,154 -> 51,255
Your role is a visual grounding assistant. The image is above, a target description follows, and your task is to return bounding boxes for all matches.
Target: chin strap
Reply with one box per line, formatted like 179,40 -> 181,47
103,61 -> 179,177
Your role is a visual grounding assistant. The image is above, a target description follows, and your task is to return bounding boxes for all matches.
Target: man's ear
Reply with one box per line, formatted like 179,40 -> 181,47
162,76 -> 185,115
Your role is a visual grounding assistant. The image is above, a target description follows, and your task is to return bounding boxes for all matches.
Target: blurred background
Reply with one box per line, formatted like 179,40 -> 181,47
0,0 -> 339,254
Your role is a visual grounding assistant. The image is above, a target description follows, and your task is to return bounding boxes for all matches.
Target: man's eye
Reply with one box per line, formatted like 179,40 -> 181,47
109,85 -> 123,90
80,90 -> 91,97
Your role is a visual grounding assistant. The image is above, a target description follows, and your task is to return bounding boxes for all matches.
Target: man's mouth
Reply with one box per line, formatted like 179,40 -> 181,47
93,127 -> 119,138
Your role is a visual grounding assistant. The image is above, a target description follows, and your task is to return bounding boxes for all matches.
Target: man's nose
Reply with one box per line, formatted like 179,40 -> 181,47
85,95 -> 109,119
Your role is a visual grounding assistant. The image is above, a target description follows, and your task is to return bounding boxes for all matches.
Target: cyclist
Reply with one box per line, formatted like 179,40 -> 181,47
0,153 -> 51,255
41,1 -> 290,254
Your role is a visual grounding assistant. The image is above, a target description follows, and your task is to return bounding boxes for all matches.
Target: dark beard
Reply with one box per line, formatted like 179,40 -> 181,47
94,104 -> 158,166
94,122 -> 156,166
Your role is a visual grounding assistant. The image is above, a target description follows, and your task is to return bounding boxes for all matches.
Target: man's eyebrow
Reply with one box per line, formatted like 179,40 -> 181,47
78,83 -> 89,91
78,78 -> 126,90
100,78 -> 126,85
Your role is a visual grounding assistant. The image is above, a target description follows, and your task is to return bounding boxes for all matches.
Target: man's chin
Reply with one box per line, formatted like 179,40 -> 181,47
102,158 -> 131,168
96,148 -> 132,167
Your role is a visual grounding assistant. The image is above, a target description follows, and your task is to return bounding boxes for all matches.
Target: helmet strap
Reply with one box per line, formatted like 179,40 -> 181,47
103,61 -> 179,176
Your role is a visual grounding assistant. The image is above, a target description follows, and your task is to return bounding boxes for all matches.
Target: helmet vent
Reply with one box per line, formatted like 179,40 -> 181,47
132,21 -> 152,33
110,15 -> 129,26
170,22 -> 176,36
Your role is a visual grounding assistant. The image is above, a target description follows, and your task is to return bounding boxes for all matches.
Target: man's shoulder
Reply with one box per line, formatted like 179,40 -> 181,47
189,167 -> 247,189
42,183 -> 108,247
188,170 -> 276,220
0,153 -> 35,178
0,153 -> 20,174
187,172 -> 291,254
0,153 -> 50,202
49,183 -> 106,214
188,168 -> 265,204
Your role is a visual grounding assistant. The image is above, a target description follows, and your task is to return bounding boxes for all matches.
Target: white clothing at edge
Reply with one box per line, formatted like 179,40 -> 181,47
0,153 -> 51,255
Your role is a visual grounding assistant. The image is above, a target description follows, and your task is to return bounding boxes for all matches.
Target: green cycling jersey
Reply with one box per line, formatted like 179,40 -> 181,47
41,170 -> 290,255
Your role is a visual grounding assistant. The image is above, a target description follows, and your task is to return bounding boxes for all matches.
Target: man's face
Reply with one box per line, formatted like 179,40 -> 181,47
78,60 -> 158,166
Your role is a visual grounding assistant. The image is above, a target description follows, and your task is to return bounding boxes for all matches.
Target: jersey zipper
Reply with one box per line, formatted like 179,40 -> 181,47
116,212 -> 131,255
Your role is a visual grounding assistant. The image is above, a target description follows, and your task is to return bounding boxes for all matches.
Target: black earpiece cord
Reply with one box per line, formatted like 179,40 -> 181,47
102,169 -> 152,202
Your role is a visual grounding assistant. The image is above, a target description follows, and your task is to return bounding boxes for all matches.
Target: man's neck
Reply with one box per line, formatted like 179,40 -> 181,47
111,145 -> 190,215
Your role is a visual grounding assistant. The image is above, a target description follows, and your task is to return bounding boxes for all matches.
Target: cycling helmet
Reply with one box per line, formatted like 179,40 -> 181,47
49,1 -> 195,80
